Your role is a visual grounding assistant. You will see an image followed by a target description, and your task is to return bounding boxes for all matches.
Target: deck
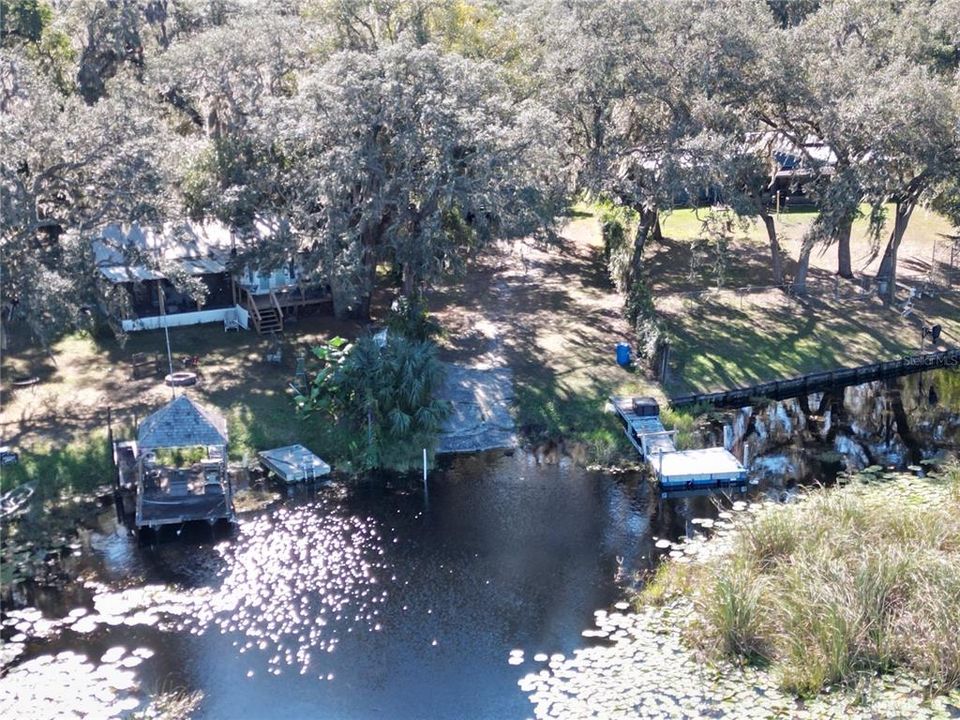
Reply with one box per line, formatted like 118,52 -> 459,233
115,440 -> 236,530
246,286 -> 331,310
610,396 -> 747,493
137,464 -> 234,528
241,285 -> 331,334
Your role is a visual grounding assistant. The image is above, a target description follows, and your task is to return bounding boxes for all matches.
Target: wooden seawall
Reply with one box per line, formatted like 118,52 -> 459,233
671,349 -> 960,410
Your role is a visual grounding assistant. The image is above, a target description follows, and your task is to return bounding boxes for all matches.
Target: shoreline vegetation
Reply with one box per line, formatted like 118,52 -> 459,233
638,462 -> 960,704
1,197 -> 957,486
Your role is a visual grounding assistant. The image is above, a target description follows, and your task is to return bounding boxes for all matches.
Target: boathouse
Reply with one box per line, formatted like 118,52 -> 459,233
115,395 -> 236,532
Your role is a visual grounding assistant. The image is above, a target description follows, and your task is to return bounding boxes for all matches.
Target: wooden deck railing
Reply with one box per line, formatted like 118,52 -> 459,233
244,290 -> 262,330
270,290 -> 283,318
670,348 -> 960,409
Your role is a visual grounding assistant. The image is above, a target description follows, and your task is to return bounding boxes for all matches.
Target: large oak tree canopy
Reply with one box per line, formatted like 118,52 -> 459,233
252,41 -> 564,318
1,0 -> 958,343
1,51 -> 173,344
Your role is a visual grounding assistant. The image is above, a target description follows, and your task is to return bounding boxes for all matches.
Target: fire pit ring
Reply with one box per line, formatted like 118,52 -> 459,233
165,371 -> 198,387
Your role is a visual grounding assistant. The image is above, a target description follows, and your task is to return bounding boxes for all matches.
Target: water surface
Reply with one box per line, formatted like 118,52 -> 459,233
2,368 -> 958,719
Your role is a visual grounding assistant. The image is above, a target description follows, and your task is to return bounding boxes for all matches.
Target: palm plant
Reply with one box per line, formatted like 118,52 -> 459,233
295,334 -> 449,471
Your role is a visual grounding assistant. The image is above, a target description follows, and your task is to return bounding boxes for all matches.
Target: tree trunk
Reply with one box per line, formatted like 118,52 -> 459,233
875,201 -> 915,305
793,240 -> 812,294
331,272 -> 374,320
836,215 -> 854,279
628,207 -> 658,289
760,211 -> 784,286
402,264 -> 417,301
651,213 -> 663,244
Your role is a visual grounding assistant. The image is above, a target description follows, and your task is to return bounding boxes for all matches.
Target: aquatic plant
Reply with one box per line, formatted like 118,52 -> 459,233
133,687 -> 203,720
701,558 -> 769,661
642,467 -> 960,697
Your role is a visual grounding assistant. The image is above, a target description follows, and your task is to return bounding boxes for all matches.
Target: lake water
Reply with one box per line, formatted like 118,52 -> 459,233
1,369 -> 957,719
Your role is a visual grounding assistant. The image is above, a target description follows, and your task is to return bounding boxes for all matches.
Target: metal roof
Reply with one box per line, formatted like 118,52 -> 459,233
98,265 -> 166,283
93,221 -> 232,285
138,395 -> 228,450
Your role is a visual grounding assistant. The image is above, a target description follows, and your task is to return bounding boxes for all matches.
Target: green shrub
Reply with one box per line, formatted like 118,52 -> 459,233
153,446 -> 207,467
597,201 -> 637,292
296,334 -> 449,471
386,295 -> 441,342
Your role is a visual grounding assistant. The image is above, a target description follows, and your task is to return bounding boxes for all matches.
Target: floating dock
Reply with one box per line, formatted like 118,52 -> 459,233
611,396 -> 747,494
258,444 -> 331,483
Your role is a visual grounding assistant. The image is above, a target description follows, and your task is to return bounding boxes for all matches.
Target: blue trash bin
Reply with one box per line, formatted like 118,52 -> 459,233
616,343 -> 631,367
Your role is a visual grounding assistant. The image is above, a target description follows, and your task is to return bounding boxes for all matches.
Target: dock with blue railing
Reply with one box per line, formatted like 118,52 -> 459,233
610,396 -> 748,495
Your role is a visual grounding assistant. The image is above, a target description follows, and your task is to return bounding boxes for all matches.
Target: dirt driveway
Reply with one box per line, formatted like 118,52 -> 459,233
430,214 -> 648,442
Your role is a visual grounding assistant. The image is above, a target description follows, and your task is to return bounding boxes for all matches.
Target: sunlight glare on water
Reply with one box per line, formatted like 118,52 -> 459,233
206,503 -> 389,678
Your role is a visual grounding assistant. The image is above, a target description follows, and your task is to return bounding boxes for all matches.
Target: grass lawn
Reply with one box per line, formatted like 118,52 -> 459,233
0,312 -> 372,468
642,205 -> 960,395
657,288 -> 959,395
659,203 -> 957,284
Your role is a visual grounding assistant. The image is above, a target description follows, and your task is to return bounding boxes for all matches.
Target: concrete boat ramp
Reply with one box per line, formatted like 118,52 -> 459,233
437,364 -> 517,454
611,396 -> 747,495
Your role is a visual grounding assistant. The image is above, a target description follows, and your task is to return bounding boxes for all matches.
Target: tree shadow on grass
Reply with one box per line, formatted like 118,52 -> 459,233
664,295 -> 820,394
646,235 -> 781,294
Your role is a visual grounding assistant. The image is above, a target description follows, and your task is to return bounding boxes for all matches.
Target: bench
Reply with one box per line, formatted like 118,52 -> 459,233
131,352 -> 161,379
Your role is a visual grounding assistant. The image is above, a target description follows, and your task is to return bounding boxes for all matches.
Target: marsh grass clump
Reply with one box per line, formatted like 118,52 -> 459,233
133,687 -> 203,720
701,559 -> 768,661
649,468 -> 960,698
638,559 -> 697,608
943,460 -> 960,504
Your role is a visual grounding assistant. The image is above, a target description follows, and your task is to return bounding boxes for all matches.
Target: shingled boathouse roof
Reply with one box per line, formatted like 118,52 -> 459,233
137,395 -> 228,449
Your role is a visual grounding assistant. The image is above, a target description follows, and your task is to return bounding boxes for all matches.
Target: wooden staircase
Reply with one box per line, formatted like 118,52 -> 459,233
256,306 -> 283,334
244,289 -> 284,335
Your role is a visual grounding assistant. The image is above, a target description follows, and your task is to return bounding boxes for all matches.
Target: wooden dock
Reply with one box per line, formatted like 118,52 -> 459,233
136,462 -> 234,528
611,396 -> 747,494
113,440 -> 236,530
670,349 -> 960,409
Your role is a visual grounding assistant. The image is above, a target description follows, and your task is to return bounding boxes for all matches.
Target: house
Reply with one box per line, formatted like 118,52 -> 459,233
746,131 -> 838,200
93,220 -> 331,334
93,221 -> 245,332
